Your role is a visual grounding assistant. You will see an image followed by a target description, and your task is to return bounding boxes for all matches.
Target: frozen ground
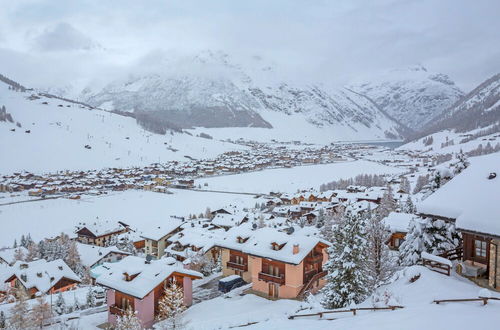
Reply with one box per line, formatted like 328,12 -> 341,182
0,189 -> 256,245
197,160 -> 405,193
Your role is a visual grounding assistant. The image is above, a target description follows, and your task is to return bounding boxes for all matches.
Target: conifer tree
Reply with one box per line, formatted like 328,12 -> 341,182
376,185 -> 396,220
399,218 -> 424,266
30,294 -> 52,329
86,287 -> 96,308
0,311 -> 5,329
157,279 -> 186,329
54,292 -> 67,315
421,218 -> 460,255
116,307 -> 143,330
13,239 -> 17,249
365,213 -> 395,291
321,212 -> 368,309
9,289 -> 32,329
404,196 -> 415,214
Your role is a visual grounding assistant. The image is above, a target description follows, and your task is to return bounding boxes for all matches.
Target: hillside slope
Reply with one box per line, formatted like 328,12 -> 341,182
399,74 -> 500,154
0,79 -> 246,174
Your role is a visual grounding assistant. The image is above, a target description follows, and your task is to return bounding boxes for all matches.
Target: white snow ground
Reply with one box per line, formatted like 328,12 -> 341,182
197,160 -> 405,193
0,189 -> 256,245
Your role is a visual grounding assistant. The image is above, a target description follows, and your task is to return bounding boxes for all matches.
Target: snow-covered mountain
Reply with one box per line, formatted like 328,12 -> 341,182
78,51 -> 408,142
0,75 -> 247,174
350,65 -> 464,130
399,73 -> 500,154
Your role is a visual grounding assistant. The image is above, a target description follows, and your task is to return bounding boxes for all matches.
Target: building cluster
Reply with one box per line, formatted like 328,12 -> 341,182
0,144 -> 345,197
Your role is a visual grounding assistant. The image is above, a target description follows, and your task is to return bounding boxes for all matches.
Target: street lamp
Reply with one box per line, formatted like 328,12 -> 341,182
44,271 -> 53,315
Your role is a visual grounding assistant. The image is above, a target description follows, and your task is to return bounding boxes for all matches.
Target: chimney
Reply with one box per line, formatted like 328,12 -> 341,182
293,244 -> 300,255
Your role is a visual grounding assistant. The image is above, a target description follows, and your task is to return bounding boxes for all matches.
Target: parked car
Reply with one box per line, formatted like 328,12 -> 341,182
218,275 -> 246,293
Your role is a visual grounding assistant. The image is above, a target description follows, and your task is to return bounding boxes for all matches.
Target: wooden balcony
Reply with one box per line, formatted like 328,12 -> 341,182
258,272 -> 285,285
305,254 -> 323,264
109,305 -> 126,316
227,261 -> 248,272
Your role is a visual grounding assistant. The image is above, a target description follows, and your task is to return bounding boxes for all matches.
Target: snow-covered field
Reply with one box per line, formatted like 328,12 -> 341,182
0,84 -> 246,174
0,189 -> 256,245
197,160 -> 405,193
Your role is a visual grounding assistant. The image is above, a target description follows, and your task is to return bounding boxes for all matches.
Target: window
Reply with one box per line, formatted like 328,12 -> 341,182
475,239 -> 487,258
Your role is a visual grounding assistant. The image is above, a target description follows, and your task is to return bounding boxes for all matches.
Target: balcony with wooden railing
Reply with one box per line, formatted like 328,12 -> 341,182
305,254 -> 323,264
258,272 -> 285,285
227,261 -> 248,272
109,305 -> 126,316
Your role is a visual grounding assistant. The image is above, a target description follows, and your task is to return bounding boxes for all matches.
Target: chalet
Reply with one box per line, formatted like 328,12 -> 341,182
4,259 -> 80,298
96,256 -> 202,328
165,227 -> 224,262
77,243 -> 131,269
218,225 -> 329,299
211,213 -> 248,231
417,152 -> 500,290
382,212 -> 414,250
75,221 -> 130,247
141,219 -> 184,259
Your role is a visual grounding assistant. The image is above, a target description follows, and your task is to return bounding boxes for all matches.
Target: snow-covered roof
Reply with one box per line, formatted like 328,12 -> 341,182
76,243 -> 130,268
5,259 -> 81,293
212,213 -> 247,228
382,212 -> 414,233
75,220 -> 128,237
140,218 -> 184,241
96,256 -> 202,299
0,247 -> 28,265
417,152 -> 500,236
217,225 -> 329,265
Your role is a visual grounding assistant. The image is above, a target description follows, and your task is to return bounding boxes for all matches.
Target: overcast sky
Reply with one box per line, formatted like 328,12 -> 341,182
0,0 -> 499,91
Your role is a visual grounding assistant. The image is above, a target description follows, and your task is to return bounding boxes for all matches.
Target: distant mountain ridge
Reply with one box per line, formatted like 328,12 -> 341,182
78,51 -> 408,141
350,65 -> 464,130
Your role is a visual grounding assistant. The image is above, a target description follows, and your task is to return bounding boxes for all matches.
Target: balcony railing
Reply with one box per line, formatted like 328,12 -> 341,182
109,305 -> 126,316
305,254 -> 323,264
227,261 -> 248,272
258,272 -> 285,285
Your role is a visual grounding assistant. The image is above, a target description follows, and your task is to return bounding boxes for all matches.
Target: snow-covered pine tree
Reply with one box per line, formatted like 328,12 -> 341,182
20,235 -> 26,248
54,292 -> 67,315
321,212 -> 368,309
9,289 -> 32,329
399,217 -> 424,266
0,311 -> 5,329
115,307 -> 143,330
452,150 -> 470,175
86,287 -> 96,308
421,217 -> 461,255
365,213 -> 395,291
375,185 -> 396,220
315,209 -> 326,228
73,296 -> 81,311
30,294 -> 52,328
157,279 -> 186,329
404,196 -> 415,214
257,215 -> 265,228
13,239 -> 17,248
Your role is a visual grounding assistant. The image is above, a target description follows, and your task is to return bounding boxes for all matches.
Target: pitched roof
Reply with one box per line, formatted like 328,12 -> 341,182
5,259 -> 80,293
76,243 -> 130,268
96,256 -> 202,299
417,152 -> 500,236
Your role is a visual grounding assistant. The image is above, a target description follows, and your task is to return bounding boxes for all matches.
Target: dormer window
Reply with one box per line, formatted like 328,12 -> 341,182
236,236 -> 249,244
271,242 -> 285,251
